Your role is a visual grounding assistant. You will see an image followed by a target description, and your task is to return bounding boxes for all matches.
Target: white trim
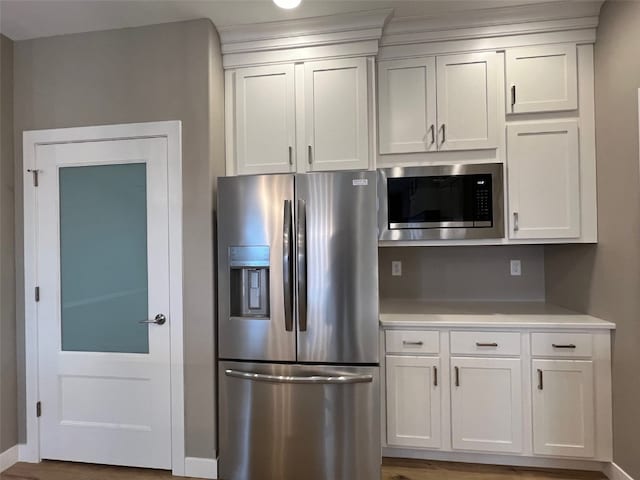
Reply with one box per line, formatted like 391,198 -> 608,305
0,445 -> 19,472
605,463 -> 635,480
219,8 -> 392,52
383,447 -> 607,472
184,457 -> 218,479
22,121 -> 185,476
381,0 -> 602,46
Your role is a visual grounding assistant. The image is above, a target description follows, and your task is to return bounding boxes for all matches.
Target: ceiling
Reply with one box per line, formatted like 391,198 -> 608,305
0,0 -> 564,42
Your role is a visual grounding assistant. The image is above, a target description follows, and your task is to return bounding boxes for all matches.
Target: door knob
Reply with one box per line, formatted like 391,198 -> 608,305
139,314 -> 166,325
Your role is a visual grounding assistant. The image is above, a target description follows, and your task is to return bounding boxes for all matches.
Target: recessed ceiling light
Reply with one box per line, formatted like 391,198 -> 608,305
273,0 -> 301,9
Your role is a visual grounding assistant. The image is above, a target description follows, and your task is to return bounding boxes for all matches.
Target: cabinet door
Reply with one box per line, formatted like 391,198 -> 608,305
304,58 -> 369,171
507,121 -> 581,239
436,52 -> 498,151
235,64 -> 296,175
506,44 -> 577,114
532,360 -> 595,458
451,357 -> 522,453
378,58 -> 437,154
386,355 -> 441,449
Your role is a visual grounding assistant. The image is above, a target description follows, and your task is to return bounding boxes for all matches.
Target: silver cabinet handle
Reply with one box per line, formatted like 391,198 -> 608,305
537,369 -> 544,390
307,145 -> 313,165
288,146 -> 293,166
283,200 -> 293,332
513,212 -> 519,232
402,341 -> 424,346
476,342 -> 498,347
297,199 -> 308,332
429,124 -> 435,146
225,369 -> 373,385
552,344 -> 577,349
511,84 -> 516,109
440,124 -> 446,144
433,366 -> 438,387
139,314 -> 166,325
454,366 -> 460,387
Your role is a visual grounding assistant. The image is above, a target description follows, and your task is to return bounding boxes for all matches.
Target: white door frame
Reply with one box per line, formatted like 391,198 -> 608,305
21,121 -> 186,476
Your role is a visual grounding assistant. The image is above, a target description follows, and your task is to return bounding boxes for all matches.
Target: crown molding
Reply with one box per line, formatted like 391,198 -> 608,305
381,1 -> 603,46
219,8 -> 393,56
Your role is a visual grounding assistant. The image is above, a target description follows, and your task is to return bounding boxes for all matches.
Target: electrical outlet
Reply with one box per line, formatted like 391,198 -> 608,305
391,261 -> 402,277
510,259 -> 522,276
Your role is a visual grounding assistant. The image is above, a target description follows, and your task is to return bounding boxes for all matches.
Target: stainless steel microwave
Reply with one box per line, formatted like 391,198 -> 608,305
378,163 -> 504,241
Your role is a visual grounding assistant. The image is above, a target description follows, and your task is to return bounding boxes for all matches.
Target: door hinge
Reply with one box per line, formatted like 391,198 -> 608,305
36,401 -> 42,418
27,169 -> 40,187
35,286 -> 40,302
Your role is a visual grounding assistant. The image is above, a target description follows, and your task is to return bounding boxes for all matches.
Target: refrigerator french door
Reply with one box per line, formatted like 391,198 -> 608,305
217,171 -> 380,480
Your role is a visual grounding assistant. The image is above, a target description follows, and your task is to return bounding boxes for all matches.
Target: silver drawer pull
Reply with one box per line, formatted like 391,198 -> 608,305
225,369 -> 373,385
552,344 -> 577,349
403,341 -> 424,346
476,342 -> 498,347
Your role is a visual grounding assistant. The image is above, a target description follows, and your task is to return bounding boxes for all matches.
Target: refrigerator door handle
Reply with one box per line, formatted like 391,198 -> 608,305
283,199 -> 294,332
225,369 -> 373,385
297,199 -> 308,332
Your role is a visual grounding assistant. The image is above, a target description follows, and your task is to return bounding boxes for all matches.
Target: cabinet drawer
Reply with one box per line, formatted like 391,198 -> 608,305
450,331 -> 520,356
386,330 -> 439,355
531,333 -> 593,357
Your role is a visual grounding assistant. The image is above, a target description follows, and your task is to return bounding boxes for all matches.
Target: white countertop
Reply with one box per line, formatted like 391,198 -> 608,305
380,300 -> 615,330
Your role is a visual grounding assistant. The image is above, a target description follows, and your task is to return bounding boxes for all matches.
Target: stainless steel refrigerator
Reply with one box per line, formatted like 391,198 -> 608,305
217,171 -> 380,480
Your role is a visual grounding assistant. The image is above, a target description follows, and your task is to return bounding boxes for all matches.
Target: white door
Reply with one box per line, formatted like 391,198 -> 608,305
451,357 -> 523,453
235,64 -> 296,175
532,359 -> 595,458
386,355 -> 442,449
436,52 -> 498,151
36,138 -> 172,468
507,121 -> 581,239
506,44 -> 578,114
378,57 -> 437,154
304,57 -> 369,171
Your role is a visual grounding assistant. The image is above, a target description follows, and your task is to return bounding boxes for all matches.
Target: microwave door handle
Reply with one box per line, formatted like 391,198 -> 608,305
297,199 -> 308,332
283,200 -> 293,332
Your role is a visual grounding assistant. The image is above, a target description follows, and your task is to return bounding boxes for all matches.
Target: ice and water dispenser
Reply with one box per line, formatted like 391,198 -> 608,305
229,246 -> 270,320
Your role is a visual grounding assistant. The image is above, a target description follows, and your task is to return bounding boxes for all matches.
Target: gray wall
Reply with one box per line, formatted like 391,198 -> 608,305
545,1 -> 640,477
380,245 -> 545,301
12,19 -> 224,458
1,33 -> 18,453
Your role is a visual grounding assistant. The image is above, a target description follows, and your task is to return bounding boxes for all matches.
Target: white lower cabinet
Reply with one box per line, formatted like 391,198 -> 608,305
532,359 -> 595,458
450,357 -> 523,454
386,355 -> 441,449
383,327 -> 612,465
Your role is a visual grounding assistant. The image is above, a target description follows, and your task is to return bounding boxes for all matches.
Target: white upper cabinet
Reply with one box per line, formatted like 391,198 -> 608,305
386,355 -> 442,449
532,359 -> 595,458
450,357 -> 523,454
507,121 -> 581,239
436,52 -> 499,151
378,58 -> 437,154
378,52 -> 499,154
304,58 -> 369,171
235,64 -> 296,175
506,44 -> 578,114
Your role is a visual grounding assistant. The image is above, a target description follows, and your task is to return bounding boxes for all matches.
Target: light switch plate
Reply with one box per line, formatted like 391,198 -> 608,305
510,259 -> 522,276
391,261 -> 402,277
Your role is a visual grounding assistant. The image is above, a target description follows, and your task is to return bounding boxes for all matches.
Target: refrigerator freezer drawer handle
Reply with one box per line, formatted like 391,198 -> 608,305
283,200 -> 294,332
297,199 -> 308,332
225,369 -> 373,385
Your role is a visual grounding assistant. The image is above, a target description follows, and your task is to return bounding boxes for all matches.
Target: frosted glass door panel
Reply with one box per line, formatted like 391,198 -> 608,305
59,163 -> 149,353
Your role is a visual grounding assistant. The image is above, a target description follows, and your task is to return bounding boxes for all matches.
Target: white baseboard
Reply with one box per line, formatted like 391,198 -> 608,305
605,463 -> 634,480
184,457 -> 218,479
383,447 -> 607,472
0,445 -> 19,473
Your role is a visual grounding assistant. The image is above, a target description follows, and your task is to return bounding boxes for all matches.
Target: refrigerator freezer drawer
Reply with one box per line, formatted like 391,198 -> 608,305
218,361 -> 381,480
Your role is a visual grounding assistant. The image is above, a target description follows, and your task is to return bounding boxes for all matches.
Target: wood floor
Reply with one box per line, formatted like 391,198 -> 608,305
1,459 -> 607,480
